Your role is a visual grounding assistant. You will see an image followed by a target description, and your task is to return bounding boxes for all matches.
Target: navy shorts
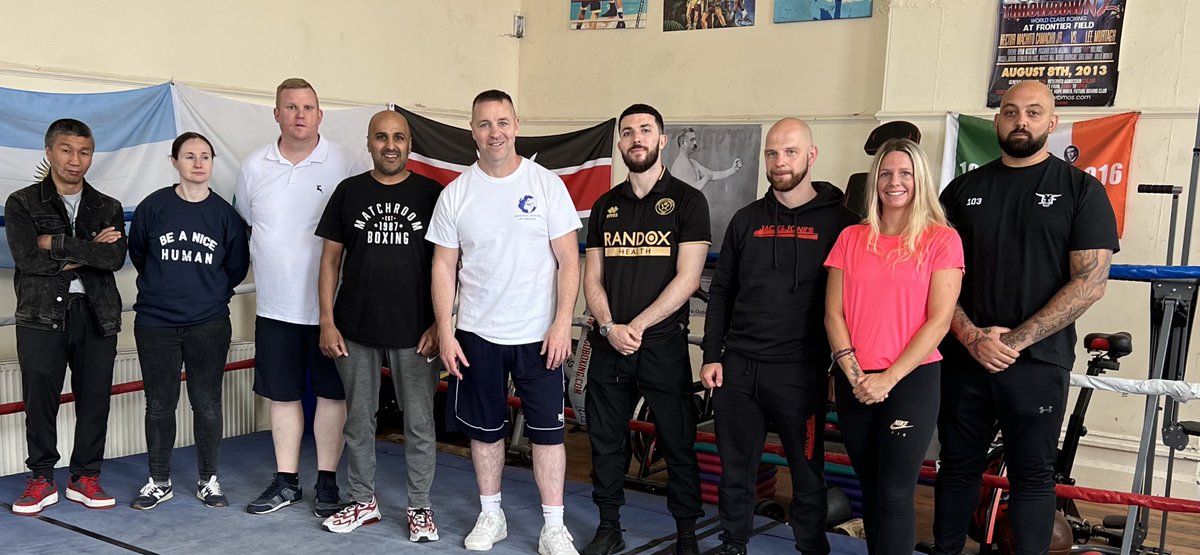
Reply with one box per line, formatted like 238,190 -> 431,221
253,316 -> 345,402
446,330 -> 566,445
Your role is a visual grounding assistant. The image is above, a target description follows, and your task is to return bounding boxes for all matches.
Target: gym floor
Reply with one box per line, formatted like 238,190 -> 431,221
402,426 -> 1200,554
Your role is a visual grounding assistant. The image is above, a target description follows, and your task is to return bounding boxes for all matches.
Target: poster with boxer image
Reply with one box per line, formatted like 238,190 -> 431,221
663,0 -> 754,31
570,0 -> 648,30
663,124 -> 760,253
774,0 -> 872,23
987,0 -> 1126,107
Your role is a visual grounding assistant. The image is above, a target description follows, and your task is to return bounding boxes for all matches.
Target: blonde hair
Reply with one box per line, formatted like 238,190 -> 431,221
275,78 -> 317,108
863,138 -> 947,266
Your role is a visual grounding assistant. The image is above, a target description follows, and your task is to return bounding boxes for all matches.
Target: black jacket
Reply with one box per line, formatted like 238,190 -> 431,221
702,182 -> 857,366
5,177 -> 127,336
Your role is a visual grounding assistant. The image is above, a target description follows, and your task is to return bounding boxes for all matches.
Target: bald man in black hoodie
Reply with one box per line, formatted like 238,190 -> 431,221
701,118 -> 858,555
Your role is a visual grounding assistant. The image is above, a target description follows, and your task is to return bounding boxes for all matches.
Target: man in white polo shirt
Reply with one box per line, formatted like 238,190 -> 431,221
235,78 -> 365,518
428,89 -> 582,555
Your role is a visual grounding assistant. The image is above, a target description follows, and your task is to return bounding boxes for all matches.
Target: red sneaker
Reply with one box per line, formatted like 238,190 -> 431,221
12,476 -> 58,515
66,475 -> 116,509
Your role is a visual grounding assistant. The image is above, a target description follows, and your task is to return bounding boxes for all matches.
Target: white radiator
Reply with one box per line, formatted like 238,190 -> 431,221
0,341 -> 256,477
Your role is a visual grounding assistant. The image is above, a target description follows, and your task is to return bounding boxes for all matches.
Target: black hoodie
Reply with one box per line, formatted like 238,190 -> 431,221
701,181 -> 858,367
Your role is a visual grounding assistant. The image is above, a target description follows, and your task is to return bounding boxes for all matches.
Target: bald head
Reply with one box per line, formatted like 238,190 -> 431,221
368,110 -> 413,181
764,117 -> 818,193
994,80 -> 1059,163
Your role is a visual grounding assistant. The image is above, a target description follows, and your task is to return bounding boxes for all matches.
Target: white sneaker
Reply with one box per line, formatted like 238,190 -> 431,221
321,497 -> 381,534
464,509 -> 508,551
539,525 -> 579,555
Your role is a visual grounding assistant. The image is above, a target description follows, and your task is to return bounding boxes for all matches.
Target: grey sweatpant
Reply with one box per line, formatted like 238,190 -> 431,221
335,339 -> 440,507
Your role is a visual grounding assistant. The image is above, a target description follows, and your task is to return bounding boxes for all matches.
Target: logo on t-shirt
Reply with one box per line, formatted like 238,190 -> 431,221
752,225 -> 818,240
353,202 -> 424,245
1035,193 -> 1062,208
655,198 -> 675,216
518,195 -> 538,214
606,206 -> 619,219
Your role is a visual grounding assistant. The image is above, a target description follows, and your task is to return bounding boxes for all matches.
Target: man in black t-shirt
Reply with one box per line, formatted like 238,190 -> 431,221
314,110 -> 444,538
932,81 -> 1119,555
581,104 -> 710,555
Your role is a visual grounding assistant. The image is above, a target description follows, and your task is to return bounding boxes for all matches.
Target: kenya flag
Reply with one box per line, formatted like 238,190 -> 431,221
941,111 -> 1138,236
396,107 -> 615,217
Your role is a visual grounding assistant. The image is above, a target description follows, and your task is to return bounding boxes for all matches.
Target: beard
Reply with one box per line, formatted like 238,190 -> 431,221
622,144 -> 661,174
374,151 -> 407,176
998,129 -> 1048,159
767,164 -> 808,193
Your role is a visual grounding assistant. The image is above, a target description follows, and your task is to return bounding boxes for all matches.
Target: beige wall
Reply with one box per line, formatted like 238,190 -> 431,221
880,0 -> 1200,492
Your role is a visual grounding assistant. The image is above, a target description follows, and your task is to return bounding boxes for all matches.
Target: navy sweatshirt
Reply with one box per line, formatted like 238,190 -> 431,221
129,186 -> 250,327
702,182 -> 858,366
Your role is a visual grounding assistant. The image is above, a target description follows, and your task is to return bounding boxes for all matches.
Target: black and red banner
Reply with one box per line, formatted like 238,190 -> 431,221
396,107 -> 615,216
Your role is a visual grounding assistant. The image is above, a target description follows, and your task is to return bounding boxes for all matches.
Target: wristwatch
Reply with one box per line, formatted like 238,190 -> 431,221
598,321 -> 615,337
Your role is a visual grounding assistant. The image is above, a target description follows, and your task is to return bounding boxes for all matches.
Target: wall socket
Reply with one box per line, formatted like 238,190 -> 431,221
514,14 -> 526,38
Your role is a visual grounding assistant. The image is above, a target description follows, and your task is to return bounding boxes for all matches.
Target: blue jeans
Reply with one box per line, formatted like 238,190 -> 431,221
135,317 -> 231,482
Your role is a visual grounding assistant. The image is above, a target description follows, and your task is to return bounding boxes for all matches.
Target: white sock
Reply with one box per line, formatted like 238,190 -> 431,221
480,493 -> 502,514
543,504 -> 565,528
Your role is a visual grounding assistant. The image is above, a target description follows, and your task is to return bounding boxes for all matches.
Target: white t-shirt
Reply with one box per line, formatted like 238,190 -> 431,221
234,136 -> 365,325
60,192 -> 86,294
426,158 -> 582,345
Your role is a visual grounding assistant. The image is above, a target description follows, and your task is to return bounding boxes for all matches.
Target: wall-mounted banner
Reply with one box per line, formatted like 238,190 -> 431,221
774,0 -> 871,23
396,107 -> 615,218
662,124 -> 760,252
663,0 -> 754,31
941,111 -> 1138,237
988,0 -> 1126,107
570,0 -> 648,30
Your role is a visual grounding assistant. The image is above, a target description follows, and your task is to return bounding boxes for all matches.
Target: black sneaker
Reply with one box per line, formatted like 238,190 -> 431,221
674,529 -> 699,555
246,473 -> 302,514
718,544 -> 746,555
583,519 -> 624,555
130,478 -> 172,510
314,479 -> 345,518
196,476 -> 227,508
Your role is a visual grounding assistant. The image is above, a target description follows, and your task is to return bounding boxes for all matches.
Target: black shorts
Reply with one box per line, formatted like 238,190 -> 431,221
581,1 -> 601,12
253,316 -> 344,402
445,330 -> 566,445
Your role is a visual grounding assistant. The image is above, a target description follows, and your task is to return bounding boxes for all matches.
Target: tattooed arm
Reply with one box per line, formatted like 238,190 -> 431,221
951,304 -> 1021,373
999,248 -> 1112,353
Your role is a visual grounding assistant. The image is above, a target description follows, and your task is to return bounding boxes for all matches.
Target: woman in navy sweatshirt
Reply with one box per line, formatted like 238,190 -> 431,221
127,132 -> 249,510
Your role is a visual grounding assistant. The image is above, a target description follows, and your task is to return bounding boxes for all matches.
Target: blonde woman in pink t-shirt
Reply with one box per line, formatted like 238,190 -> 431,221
824,138 -> 964,555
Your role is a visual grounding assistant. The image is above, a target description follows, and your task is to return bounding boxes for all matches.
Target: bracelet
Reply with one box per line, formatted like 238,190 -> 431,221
831,347 -> 855,361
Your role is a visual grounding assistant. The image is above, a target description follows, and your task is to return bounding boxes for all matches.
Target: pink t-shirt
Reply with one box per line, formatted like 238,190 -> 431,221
824,224 -> 964,371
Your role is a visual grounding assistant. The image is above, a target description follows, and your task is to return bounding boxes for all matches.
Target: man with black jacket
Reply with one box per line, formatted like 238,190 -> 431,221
701,118 -> 857,554
6,119 -> 128,515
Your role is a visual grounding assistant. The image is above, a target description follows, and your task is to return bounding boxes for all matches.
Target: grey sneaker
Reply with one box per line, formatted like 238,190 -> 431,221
130,478 -> 172,510
196,476 -> 227,508
245,473 -> 302,514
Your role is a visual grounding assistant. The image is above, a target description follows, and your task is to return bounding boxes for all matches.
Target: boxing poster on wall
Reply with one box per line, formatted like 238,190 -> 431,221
663,0 -> 755,31
569,0 -> 648,30
941,111 -> 1139,237
987,0 -> 1127,107
774,0 -> 872,23
662,124 -> 760,252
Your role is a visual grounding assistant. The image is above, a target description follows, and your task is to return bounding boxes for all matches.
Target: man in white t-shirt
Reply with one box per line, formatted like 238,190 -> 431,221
427,90 -> 582,555
234,78 -> 364,518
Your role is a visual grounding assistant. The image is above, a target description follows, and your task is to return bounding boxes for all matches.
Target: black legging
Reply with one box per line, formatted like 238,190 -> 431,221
835,362 -> 940,555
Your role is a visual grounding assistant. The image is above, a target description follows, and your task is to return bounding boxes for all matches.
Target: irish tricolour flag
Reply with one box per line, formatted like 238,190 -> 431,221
941,111 -> 1138,236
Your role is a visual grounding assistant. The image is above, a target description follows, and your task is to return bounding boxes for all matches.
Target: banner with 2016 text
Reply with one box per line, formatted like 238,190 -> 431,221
940,111 -> 1137,237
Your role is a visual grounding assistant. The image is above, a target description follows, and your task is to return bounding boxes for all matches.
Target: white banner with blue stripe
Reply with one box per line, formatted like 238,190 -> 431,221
0,82 -> 383,267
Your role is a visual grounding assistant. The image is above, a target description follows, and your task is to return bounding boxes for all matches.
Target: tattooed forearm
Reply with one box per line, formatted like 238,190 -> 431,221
1001,249 -> 1112,351
950,304 -> 977,343
847,356 -> 864,382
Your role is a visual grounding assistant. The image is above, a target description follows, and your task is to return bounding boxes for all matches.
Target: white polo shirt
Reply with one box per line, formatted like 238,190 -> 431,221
426,158 -> 582,345
234,136 -> 365,325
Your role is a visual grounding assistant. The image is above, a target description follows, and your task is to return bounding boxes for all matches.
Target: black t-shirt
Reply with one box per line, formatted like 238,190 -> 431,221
940,156 -> 1119,370
315,171 -> 442,349
585,172 -> 711,349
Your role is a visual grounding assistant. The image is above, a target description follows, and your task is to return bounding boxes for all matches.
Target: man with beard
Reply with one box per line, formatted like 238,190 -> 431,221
581,104 -> 709,555
701,118 -> 857,555
669,127 -> 742,191
314,111 -> 443,537
931,80 -> 1118,554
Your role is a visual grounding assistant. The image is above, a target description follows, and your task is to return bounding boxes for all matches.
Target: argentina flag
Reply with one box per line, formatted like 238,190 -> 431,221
0,83 -> 178,267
